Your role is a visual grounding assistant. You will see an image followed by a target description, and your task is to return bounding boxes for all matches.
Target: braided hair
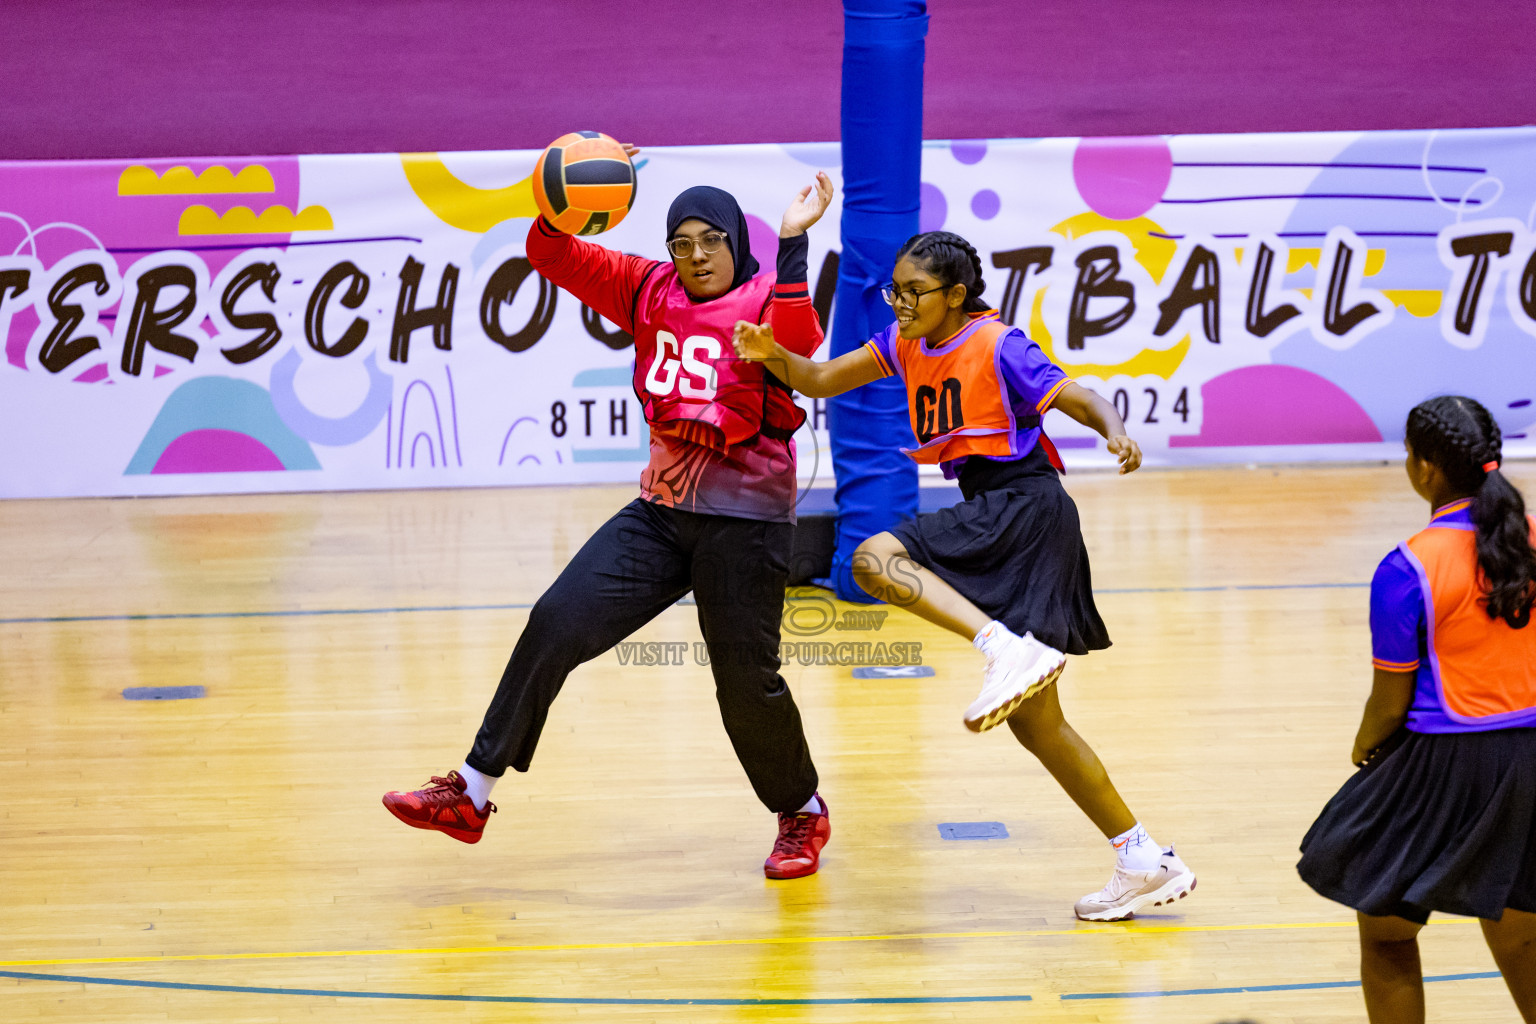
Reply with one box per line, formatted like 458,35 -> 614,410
895,231 -> 990,313
1406,395 -> 1536,628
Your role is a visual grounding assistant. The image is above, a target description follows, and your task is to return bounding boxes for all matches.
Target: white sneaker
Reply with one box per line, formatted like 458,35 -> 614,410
965,627 -> 1067,732
1074,846 -> 1197,921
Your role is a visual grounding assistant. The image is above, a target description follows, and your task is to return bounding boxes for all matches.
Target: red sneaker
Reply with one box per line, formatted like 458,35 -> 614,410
382,771 -> 495,844
764,796 -> 830,879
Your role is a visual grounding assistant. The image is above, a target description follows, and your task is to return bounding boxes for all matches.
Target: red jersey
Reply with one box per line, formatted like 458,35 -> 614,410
526,218 -> 823,522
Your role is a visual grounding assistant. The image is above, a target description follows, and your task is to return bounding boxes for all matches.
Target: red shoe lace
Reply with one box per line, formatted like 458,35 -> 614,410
772,813 -> 815,857
417,775 -> 466,805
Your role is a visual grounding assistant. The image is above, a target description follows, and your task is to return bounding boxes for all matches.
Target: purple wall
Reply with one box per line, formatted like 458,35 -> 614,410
2,0 -> 1532,159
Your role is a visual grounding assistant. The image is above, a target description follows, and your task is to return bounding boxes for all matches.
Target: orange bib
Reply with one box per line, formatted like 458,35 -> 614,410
1404,516 -> 1536,724
894,318 -> 1020,464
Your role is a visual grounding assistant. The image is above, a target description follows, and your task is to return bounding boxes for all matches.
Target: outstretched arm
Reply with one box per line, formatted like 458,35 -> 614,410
525,220 -> 657,333
733,322 -> 884,398
524,142 -> 656,333
1048,382 -> 1143,474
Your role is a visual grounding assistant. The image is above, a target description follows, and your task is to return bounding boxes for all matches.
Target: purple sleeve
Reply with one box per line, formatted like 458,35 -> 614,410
862,323 -> 900,378
996,329 -> 1070,413
1369,548 -> 1423,672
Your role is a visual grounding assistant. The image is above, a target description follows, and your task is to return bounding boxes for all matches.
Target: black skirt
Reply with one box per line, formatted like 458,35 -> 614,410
1298,727 -> 1536,923
888,446 -> 1111,656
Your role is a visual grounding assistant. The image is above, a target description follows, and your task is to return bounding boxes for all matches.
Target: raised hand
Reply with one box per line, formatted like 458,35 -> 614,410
732,320 -> 778,361
780,171 -> 835,238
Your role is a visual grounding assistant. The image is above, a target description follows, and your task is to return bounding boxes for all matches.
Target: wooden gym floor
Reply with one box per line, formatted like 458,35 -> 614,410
3,460 -> 1533,1023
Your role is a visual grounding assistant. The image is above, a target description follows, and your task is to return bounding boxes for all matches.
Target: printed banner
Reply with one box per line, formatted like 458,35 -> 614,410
2,127 -> 1534,499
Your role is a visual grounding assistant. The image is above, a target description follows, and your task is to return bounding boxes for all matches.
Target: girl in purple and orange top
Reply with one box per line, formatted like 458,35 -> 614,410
385,169 -> 839,882
734,230 -> 1195,921
1299,395 -> 1536,1024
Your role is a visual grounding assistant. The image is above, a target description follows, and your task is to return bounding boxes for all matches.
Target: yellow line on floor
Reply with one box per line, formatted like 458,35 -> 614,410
0,917 -> 1480,968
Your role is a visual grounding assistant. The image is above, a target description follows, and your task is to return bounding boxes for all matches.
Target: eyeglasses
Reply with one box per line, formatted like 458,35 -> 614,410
881,283 -> 948,308
667,231 -> 729,259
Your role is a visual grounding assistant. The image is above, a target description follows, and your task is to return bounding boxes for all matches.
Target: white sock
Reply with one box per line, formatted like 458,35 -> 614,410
796,794 -> 823,815
972,620 -> 1013,657
1110,822 -> 1161,871
457,762 -> 498,811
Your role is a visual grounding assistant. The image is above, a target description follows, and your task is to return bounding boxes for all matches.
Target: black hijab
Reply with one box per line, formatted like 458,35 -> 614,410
665,185 -> 760,293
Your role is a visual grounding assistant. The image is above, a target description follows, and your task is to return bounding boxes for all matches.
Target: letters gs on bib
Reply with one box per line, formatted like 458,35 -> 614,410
548,331 -> 719,441
642,332 -> 721,400
0,248 -> 635,378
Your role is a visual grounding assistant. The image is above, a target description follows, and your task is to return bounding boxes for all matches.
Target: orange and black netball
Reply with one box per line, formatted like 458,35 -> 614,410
532,131 -> 636,235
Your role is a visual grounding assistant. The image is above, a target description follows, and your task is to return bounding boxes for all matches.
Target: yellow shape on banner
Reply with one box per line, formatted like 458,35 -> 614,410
1029,288 -> 1192,380
1285,248 -> 1385,276
1383,290 -> 1443,317
1025,212 -> 1188,380
401,154 -> 540,233
119,164 -> 276,196
1049,212 -> 1179,282
178,205 -> 334,235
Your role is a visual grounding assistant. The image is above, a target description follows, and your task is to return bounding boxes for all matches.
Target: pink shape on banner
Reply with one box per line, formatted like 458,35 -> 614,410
745,215 -> 778,273
154,365 -> 175,377
0,157 -> 302,381
1169,364 -> 1383,447
72,363 -> 110,383
1071,137 -> 1173,221
0,157 -> 300,273
152,429 -> 285,473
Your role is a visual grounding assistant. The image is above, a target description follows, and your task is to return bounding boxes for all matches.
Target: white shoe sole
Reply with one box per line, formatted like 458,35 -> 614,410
963,656 -> 1066,733
1074,868 -> 1197,922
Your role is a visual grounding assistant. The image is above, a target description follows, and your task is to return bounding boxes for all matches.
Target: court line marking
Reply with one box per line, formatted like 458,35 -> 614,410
1097,582 -> 1368,594
0,968 -> 1505,1006
1064,971 -> 1502,1000
0,581 -> 1369,626
0,602 -> 537,625
0,918 -> 1479,968
0,971 -> 1029,1005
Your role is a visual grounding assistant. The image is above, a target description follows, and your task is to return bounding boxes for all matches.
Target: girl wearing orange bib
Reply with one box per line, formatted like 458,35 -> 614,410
1298,395 -> 1536,1024
734,230 -> 1195,921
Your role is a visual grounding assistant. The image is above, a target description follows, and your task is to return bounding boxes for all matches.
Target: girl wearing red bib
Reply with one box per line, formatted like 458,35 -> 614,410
384,170 -> 839,882
1299,395 -> 1536,1023
734,230 -> 1195,921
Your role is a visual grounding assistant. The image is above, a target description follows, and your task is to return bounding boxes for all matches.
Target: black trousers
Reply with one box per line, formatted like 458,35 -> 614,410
465,498 -> 819,814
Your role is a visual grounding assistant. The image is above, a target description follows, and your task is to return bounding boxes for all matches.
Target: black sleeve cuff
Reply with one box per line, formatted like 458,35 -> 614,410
775,232 -> 810,285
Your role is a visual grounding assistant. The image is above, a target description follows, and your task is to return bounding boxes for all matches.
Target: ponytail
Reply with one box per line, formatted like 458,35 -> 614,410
895,231 -> 991,313
1406,395 -> 1536,628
